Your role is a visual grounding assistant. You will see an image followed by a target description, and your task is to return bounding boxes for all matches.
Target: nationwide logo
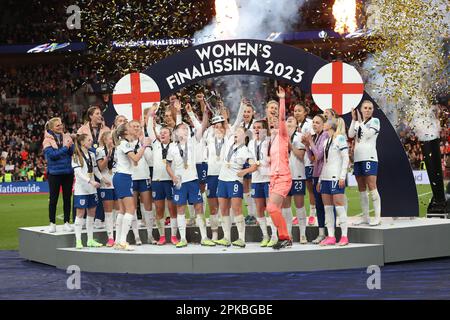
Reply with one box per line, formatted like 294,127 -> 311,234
27,43 -> 70,53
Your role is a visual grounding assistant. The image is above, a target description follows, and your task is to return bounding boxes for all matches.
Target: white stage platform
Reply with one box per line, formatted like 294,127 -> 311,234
18,217 -> 450,274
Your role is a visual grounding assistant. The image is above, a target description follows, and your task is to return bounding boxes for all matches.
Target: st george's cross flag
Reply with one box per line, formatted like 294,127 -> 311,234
112,72 -> 160,121
311,61 -> 364,115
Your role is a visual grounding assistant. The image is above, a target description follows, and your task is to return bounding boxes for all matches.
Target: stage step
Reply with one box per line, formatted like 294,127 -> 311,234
55,242 -> 384,274
19,217 -> 450,273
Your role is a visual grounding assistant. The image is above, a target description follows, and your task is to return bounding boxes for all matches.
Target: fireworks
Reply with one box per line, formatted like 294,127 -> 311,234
332,0 -> 358,34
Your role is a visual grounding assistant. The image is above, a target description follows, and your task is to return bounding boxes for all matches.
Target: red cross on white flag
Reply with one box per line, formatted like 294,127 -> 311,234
311,61 -> 364,115
112,72 -> 160,121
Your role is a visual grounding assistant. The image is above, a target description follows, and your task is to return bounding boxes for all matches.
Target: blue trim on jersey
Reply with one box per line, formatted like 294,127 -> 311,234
113,173 -> 133,199
99,189 -> 117,201
288,179 -> 306,196
132,179 -> 151,193
74,194 -> 98,209
251,182 -> 270,199
206,175 -> 219,199
152,180 -> 173,201
320,180 -> 345,195
354,161 -> 378,176
173,179 -> 203,205
217,180 -> 244,199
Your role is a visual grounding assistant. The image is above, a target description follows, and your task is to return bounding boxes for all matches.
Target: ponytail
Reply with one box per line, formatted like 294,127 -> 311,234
335,117 -> 347,137
112,123 -> 127,146
73,134 -> 88,167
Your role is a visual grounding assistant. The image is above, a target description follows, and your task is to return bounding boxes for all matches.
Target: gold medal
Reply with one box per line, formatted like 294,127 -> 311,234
184,164 -> 189,169
255,160 -> 260,166
226,162 -> 231,168
108,169 -> 112,175
93,143 -> 98,149
88,172 -> 93,178
163,159 -> 167,164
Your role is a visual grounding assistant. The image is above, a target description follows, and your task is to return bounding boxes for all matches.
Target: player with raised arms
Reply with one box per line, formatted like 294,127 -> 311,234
203,106 -> 229,243
248,119 -> 276,246
215,99 -> 257,248
166,102 -> 215,248
265,86 -> 294,250
147,104 -> 180,246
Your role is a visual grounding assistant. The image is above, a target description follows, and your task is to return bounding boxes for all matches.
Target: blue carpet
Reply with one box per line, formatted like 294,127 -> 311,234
1,251 -> 449,300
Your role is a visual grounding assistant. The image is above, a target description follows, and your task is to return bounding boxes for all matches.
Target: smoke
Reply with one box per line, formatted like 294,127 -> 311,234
194,0 -> 305,118
362,0 -> 449,141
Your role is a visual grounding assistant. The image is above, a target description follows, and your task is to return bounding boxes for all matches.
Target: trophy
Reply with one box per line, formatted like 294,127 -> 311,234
203,89 -> 225,125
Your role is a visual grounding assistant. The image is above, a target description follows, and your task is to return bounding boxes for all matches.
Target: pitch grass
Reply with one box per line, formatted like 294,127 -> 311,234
0,185 -> 433,250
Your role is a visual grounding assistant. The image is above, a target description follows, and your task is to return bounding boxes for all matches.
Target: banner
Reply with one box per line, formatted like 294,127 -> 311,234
0,182 -> 49,194
347,170 -> 429,187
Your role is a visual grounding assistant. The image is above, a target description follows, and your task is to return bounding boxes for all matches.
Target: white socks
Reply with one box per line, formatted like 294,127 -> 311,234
188,205 -> 196,220
157,218 -> 165,238
370,189 -> 381,219
131,213 -> 140,240
230,208 -> 235,224
86,215 -> 94,242
282,208 -> 293,238
296,207 -> 307,238
257,216 -> 268,240
142,205 -> 155,240
222,215 -> 231,241
177,214 -> 186,241
119,213 -> 134,244
319,227 -> 325,236
324,205 -> 335,238
309,204 -> 316,217
115,214 -> 123,243
266,216 -> 278,241
112,210 -> 118,226
196,214 -> 208,240
202,193 -> 208,214
74,217 -> 83,243
244,192 -> 255,217
170,217 -> 178,237
209,214 -> 219,241
235,214 -> 245,242
105,212 -> 114,239
336,206 -> 348,237
360,191 -> 370,219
